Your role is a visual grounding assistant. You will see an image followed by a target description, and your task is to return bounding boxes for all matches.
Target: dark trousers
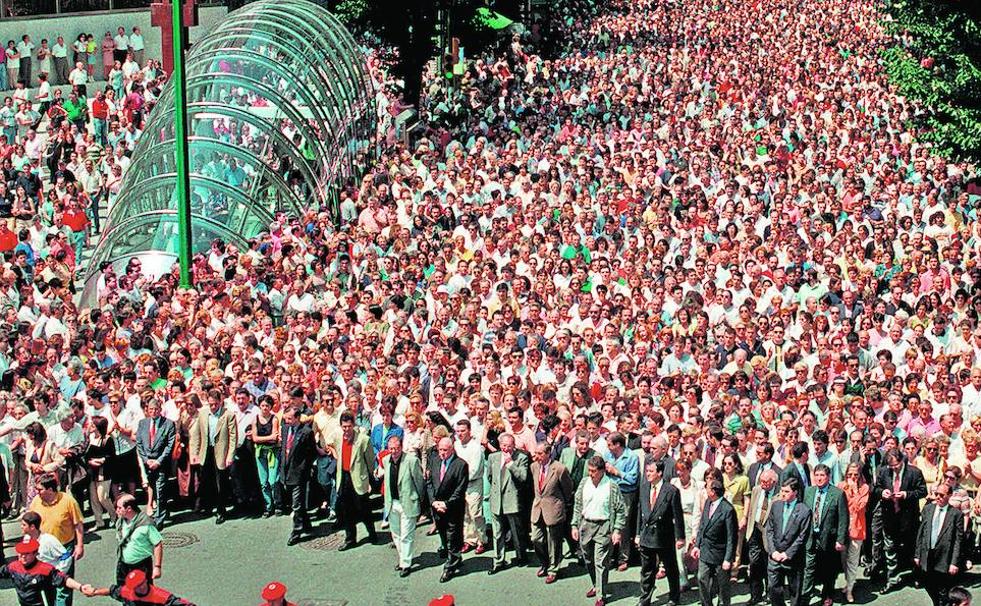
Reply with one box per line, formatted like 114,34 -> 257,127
640,545 -> 680,605
698,559 -> 731,606
146,465 -> 168,526
767,560 -> 803,606
231,443 -> 259,512
866,500 -> 884,573
287,480 -> 309,539
18,57 -> 30,86
336,470 -> 374,545
883,514 -> 915,584
747,529 -> 768,601
436,508 -> 464,571
202,446 -> 233,515
115,556 -> 152,585
802,545 -> 840,601
617,490 -> 638,565
920,568 -> 954,606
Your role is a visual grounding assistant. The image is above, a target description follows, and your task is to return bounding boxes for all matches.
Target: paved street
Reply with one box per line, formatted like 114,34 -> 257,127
0,511 -> 970,605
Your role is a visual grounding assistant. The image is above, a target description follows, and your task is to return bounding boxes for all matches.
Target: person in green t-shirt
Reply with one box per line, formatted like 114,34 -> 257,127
63,92 -> 87,131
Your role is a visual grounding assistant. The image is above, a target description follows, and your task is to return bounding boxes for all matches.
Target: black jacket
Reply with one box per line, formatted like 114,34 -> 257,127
280,424 -> 316,486
637,479 -> 685,550
695,497 -> 738,566
748,460 -> 783,488
875,463 -> 928,531
426,453 -> 469,515
915,502 -> 964,573
766,500 -> 812,564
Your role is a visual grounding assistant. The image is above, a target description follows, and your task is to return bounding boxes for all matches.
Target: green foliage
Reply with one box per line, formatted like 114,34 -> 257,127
332,0 -> 369,25
881,0 -> 981,161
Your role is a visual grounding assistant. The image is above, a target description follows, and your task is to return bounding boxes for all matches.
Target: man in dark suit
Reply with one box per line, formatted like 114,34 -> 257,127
637,457 -> 685,606
781,442 -> 811,492
861,433 -> 885,578
766,477 -> 811,606
560,430 -> 595,558
876,448 -> 927,591
427,436 -> 469,582
801,464 -> 849,606
693,479 -> 737,606
530,442 -> 574,583
748,442 -> 782,489
281,406 -> 316,546
915,483 -> 963,606
135,398 -> 176,528
746,468 -> 778,603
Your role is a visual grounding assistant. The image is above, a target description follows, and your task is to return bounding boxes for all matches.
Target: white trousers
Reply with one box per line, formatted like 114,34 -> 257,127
389,500 -> 417,569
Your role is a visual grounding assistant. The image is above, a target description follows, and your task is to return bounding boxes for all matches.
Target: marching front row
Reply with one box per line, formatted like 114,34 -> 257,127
375,432 -> 971,606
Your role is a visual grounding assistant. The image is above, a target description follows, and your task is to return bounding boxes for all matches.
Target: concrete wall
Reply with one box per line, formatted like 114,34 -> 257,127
0,4 -> 227,77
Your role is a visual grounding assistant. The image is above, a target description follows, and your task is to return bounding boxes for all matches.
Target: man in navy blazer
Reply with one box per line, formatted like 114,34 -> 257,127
637,457 -> 685,606
135,399 -> 176,528
766,477 -> 812,606
693,479 -> 737,606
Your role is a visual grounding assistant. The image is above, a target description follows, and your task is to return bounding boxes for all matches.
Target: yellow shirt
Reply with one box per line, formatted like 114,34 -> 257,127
29,492 -> 83,544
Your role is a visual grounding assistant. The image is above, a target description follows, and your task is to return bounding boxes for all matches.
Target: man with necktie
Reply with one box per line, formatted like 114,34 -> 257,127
530,442 -> 573,583
636,457 -> 685,606
801,464 -> 848,606
693,478 -> 737,606
875,448 -> 927,592
766,477 -> 811,606
746,469 -> 778,603
280,407 -> 316,546
781,442 -> 811,492
914,483 -> 963,606
427,436 -> 469,582
135,399 -> 176,529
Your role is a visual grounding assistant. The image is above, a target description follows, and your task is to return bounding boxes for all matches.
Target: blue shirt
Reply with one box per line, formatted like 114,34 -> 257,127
604,448 -> 639,493
370,423 -> 404,456
208,408 -> 222,446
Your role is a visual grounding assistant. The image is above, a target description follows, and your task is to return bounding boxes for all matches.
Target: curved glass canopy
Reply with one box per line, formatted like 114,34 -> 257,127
81,0 -> 376,302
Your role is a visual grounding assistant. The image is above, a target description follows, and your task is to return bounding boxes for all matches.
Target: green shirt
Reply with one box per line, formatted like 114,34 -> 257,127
119,521 -> 162,564
63,98 -> 86,122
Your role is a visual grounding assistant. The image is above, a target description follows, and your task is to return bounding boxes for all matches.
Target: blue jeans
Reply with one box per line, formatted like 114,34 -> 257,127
316,454 -> 337,511
57,540 -> 77,606
70,229 -> 86,264
255,446 -> 280,512
0,67 -> 7,91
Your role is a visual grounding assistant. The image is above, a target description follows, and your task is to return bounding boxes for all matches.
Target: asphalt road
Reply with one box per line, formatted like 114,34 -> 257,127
0,510 -> 971,606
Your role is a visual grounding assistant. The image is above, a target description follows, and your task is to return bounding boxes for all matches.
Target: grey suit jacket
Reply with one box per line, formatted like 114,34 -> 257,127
135,416 -> 176,466
486,450 -> 530,516
766,500 -> 812,564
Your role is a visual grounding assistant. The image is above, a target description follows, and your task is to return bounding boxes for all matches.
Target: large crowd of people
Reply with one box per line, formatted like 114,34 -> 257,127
1,0 -> 981,604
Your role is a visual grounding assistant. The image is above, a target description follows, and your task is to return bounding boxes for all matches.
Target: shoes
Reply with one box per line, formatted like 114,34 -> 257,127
338,542 -> 357,552
437,547 -> 448,559
883,582 -> 898,594
586,588 -> 597,598
367,533 -> 380,544
474,543 -> 488,555
381,520 -> 390,529
536,567 -> 547,578
440,570 -> 454,583
461,543 -> 474,554
488,564 -> 506,575
617,562 -> 628,572
325,512 -> 337,523
215,515 -> 226,525
846,590 -> 854,603
286,535 -> 301,547
656,568 -> 666,580
262,510 -> 274,518
822,599 -> 833,606
595,600 -> 605,606
544,573 -> 557,584
427,527 -> 439,536
399,567 -> 411,578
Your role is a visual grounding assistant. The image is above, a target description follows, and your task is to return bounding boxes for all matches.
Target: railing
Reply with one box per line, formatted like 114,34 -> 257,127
0,0 -> 225,17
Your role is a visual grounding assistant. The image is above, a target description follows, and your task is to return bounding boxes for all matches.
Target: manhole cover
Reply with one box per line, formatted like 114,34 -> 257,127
294,601 -> 347,606
161,531 -> 199,548
300,533 -> 346,551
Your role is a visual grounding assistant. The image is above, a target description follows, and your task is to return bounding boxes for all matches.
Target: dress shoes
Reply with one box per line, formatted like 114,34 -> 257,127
536,567 -> 547,578
544,573 -> 557,584
426,527 -> 438,536
286,535 -> 301,547
616,562 -> 628,572
461,543 -> 474,554
399,567 -> 411,578
338,542 -> 357,552
440,569 -> 454,583
474,543 -> 488,555
215,515 -> 226,525
594,600 -> 605,606
586,588 -> 597,598
488,563 -> 506,575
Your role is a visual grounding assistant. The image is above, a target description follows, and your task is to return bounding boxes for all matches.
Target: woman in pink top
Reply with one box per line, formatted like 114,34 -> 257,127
101,32 -> 114,79
839,462 -> 870,603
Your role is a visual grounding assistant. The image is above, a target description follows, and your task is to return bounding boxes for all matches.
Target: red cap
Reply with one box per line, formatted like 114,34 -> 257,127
429,596 -> 456,606
15,536 -> 39,554
261,582 -> 287,601
124,570 -> 147,590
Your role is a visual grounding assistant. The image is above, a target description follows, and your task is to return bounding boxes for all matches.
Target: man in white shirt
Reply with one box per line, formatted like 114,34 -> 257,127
16,35 -> 34,86
51,36 -> 69,85
571,455 -> 626,605
22,511 -> 72,573
113,27 -> 129,65
454,419 -> 487,552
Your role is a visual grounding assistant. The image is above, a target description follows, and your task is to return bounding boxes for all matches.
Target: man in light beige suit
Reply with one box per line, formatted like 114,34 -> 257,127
531,442 -> 574,583
746,468 -> 778,602
382,434 -> 425,576
327,411 -> 377,550
486,433 -> 531,573
189,389 -> 238,524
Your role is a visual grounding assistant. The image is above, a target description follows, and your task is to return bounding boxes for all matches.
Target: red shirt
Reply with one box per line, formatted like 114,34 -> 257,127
341,439 -> 353,472
0,229 -> 17,252
92,98 -> 109,120
62,210 -> 89,233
